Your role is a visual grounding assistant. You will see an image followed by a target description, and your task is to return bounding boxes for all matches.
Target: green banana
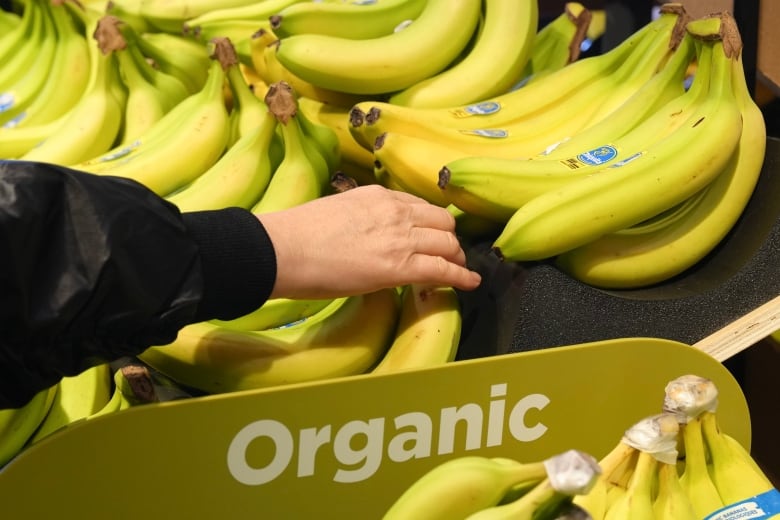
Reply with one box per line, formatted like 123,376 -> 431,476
270,0 -> 426,40
29,364 -> 112,444
555,16 -> 766,289
0,0 -> 45,91
183,0 -> 303,32
491,31 -> 742,262
139,288 -> 400,394
134,0 -> 263,33
372,284 -> 461,374
0,385 -> 58,467
0,6 -> 20,34
388,0 -> 538,108
382,456 -> 549,520
274,0 -> 483,94
74,40 -> 231,197
136,30 -> 211,95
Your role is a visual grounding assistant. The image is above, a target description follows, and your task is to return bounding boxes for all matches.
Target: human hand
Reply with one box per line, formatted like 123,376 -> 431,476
257,185 -> 482,299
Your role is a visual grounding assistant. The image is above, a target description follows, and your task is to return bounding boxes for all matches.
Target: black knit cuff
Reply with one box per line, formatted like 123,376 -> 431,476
182,208 -> 277,321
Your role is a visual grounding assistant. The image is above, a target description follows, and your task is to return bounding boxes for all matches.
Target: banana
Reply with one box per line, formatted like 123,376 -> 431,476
28,363 -> 112,444
0,6 -> 20,34
251,83 -> 329,214
223,36 -> 272,145
166,101 -> 277,211
274,0 -> 482,95
0,0 -> 45,91
1,0 -> 91,129
135,0 -> 263,33
653,460 -> 698,520
347,10 -> 677,143
372,131 -> 461,207
572,440 -> 638,519
139,288 -> 400,395
183,0 -> 302,32
136,30 -> 211,95
437,30 -> 697,223
465,450 -> 601,520
73,39 -> 231,197
700,410 -> 777,509
678,416 -> 726,517
270,0 -> 426,40
383,456 -> 549,520
0,0 -> 57,126
104,0 -> 155,34
388,0 -> 538,108
491,29 -> 743,262
517,2 -> 592,86
0,384 -> 57,467
211,297 -> 333,332
20,16 -> 128,166
296,95 -> 375,174
603,449 -> 659,520
372,284 -> 461,374
296,100 -> 341,176
255,36 -> 368,109
555,14 -> 767,289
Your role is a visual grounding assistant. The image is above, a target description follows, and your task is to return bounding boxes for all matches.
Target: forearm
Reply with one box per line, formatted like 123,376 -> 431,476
0,160 -> 277,407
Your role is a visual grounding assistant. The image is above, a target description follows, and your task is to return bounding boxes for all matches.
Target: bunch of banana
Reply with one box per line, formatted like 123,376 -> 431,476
139,288 -> 401,395
135,30 -> 211,95
110,0 -> 263,34
71,33 -> 232,197
0,385 -> 57,467
662,374 -> 778,520
491,13 -> 750,266
555,13 -> 767,289
383,449 -> 600,520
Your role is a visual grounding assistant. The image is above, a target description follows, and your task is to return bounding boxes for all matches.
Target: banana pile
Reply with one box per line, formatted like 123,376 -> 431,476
382,375 -> 779,520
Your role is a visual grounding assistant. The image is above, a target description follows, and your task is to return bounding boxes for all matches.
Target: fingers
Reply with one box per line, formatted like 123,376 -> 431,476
408,254 -> 482,291
409,227 -> 465,265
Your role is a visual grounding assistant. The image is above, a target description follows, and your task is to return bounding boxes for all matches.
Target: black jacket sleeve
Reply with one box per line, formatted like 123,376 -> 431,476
0,160 -> 277,408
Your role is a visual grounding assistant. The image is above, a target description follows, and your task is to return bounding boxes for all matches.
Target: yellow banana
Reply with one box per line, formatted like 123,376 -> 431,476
653,461 -> 698,520
700,410 -> 776,510
388,0 -> 538,108
20,17 -> 127,166
555,16 -> 767,289
135,0 -> 262,33
2,0 -> 91,129
0,385 -> 57,467
274,0 -> 482,95
0,0 -> 57,126
251,83 -> 329,214
572,440 -> 638,519
372,284 -> 461,374
491,31 -> 742,262
347,11 -> 676,142
603,450 -> 659,520
465,450 -> 601,520
679,416 -> 726,517
74,42 -> 231,197
223,36 -> 273,145
29,363 -> 112,444
383,456 -> 549,520
271,0 -> 426,40
0,0 -> 47,92
183,0 -> 303,32
136,30 -> 211,95
517,2 -> 592,85
211,297 -> 334,332
0,6 -> 20,34
139,288 -> 400,395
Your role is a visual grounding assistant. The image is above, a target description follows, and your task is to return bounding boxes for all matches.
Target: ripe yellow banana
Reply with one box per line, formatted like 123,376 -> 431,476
572,440 -> 638,519
224,37 -> 273,145
700,410 -> 776,510
383,456 -> 549,520
139,288 -> 400,395
372,284 -> 461,374
29,363 -> 112,444
1,0 -> 91,129
134,0 -> 263,33
20,18 -> 127,166
252,83 -> 329,214
212,297 -> 334,332
388,0 -> 538,108
555,16 -> 767,289
183,0 -> 303,32
466,450 -> 601,520
74,43 -> 231,197
492,32 -> 743,262
274,0 -> 482,95
271,0 -> 426,40
603,449 -> 659,520
678,415 -> 726,517
518,2 -> 591,85
348,11 -> 675,142
0,385 -> 57,467
439,31 -> 697,223
653,460 -> 698,520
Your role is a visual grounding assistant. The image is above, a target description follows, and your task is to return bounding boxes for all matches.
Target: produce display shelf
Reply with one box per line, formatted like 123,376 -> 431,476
0,338 -> 751,519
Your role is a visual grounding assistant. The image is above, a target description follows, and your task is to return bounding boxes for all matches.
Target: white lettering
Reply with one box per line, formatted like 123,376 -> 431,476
297,425 -> 331,477
508,394 -> 549,442
438,403 -> 484,454
227,419 -> 293,486
333,418 -> 384,483
388,412 -> 432,462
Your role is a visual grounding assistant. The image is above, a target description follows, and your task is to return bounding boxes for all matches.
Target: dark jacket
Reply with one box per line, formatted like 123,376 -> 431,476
0,160 -> 277,408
